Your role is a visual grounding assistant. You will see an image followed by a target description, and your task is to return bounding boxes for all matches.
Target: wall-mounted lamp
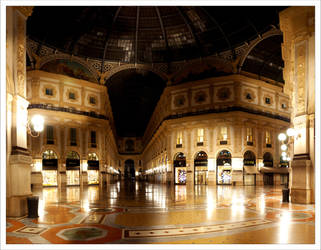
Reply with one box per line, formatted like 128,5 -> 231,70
28,115 -> 44,137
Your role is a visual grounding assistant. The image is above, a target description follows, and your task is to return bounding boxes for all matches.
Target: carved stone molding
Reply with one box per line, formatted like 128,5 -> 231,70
14,6 -> 34,18
16,15 -> 26,97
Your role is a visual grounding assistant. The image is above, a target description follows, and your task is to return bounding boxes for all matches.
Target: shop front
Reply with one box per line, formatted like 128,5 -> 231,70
262,152 -> 274,185
174,152 -> 186,185
243,151 -> 257,186
88,153 -> 99,185
194,151 -> 208,185
216,150 -> 232,185
66,151 -> 80,186
42,150 -> 58,187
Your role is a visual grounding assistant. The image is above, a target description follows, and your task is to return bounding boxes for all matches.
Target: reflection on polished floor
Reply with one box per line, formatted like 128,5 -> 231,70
6,181 -> 315,244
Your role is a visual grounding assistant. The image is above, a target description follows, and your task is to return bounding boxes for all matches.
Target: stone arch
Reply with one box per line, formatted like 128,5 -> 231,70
242,147 -> 258,157
41,147 -> 60,159
41,148 -> 59,159
215,147 -> 233,158
193,149 -> 210,160
88,152 -> 99,161
65,150 -> 81,159
103,64 -> 168,83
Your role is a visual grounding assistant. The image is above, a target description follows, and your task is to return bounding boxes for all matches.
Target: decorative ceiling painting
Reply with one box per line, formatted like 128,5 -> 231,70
40,59 -> 97,83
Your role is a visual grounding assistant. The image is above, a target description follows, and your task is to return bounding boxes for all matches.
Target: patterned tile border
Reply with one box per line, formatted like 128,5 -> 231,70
122,219 -> 272,239
15,226 -> 47,234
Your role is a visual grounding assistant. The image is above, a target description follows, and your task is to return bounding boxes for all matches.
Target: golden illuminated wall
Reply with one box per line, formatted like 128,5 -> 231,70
26,70 -> 119,187
142,74 -> 291,186
280,7 -> 315,203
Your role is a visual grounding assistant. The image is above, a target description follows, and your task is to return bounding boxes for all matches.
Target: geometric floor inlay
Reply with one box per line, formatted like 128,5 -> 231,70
16,226 -> 47,234
57,227 -> 107,241
123,219 -> 272,239
80,214 -> 105,224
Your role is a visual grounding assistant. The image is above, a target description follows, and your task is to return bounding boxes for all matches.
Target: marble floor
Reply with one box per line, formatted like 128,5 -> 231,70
6,181 -> 316,246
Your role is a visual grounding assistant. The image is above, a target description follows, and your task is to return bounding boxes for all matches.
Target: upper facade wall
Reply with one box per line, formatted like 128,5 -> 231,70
144,74 -> 290,145
27,70 -> 110,117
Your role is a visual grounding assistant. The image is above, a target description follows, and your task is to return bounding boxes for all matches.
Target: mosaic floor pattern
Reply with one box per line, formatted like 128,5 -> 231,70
5,182 -> 316,246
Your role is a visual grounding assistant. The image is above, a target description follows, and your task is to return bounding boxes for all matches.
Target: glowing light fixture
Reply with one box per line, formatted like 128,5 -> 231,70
278,133 -> 286,141
28,115 -> 45,137
286,128 -> 295,137
31,115 -> 44,132
281,144 -> 287,151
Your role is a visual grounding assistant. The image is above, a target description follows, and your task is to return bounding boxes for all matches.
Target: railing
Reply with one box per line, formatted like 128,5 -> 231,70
28,104 -> 108,120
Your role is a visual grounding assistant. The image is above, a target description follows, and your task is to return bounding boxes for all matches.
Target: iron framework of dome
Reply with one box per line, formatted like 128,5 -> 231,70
27,6 -> 286,65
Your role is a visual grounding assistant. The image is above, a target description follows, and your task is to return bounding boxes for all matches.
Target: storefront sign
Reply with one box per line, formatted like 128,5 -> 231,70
174,160 -> 186,167
263,161 -> 273,167
194,160 -> 208,166
243,159 -> 255,166
42,159 -> 58,170
88,160 -> 99,170
66,159 -> 80,169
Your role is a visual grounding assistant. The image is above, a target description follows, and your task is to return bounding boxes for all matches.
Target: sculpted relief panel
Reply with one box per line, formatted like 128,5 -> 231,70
295,42 -> 307,115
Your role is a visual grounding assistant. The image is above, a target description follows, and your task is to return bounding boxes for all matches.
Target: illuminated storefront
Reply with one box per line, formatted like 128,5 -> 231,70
217,150 -> 232,185
88,153 -> 99,185
194,151 -> 208,185
174,153 -> 186,185
66,151 -> 80,186
243,151 -> 256,186
42,150 -> 58,186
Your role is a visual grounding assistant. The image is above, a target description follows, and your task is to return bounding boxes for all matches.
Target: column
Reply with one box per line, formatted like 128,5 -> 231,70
280,7 -> 315,203
6,7 -> 34,217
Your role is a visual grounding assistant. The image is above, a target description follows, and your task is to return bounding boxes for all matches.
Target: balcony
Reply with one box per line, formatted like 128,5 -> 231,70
176,144 -> 182,148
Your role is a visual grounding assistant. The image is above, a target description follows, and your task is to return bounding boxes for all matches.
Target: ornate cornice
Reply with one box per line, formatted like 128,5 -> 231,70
14,6 -> 34,18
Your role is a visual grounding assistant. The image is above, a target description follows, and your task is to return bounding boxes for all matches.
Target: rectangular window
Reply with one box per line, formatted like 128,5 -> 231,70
266,131 -> 271,147
89,97 -> 96,104
197,128 -> 204,146
69,92 -> 75,100
45,88 -> 53,96
46,125 -> 54,144
247,127 -> 253,145
247,128 -> 253,142
90,131 -> 96,148
265,97 -> 271,104
221,127 -> 227,141
197,128 -> 204,143
176,131 -> 182,147
70,128 -> 77,146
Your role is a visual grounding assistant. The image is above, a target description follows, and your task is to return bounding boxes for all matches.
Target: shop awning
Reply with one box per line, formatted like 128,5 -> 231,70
259,167 -> 289,174
244,166 -> 259,174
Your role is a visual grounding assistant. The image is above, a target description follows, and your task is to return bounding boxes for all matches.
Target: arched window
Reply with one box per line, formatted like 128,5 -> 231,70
88,152 -> 99,161
263,152 -> 273,167
243,151 -> 256,165
66,151 -> 80,159
42,150 -> 58,159
217,150 -> 232,166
